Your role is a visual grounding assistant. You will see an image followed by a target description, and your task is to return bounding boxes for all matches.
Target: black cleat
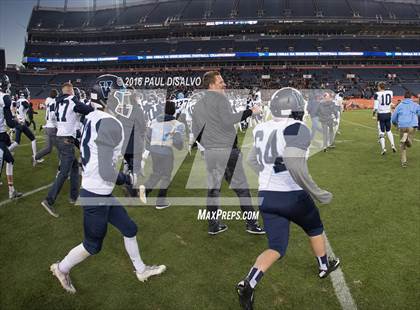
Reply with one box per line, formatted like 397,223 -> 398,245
237,279 -> 254,310
246,224 -> 265,235
9,190 -> 23,200
41,200 -> 59,218
208,222 -> 228,235
319,258 -> 340,279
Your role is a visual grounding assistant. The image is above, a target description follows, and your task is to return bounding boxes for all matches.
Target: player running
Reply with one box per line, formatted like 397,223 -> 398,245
0,74 -> 22,199
9,88 -> 43,166
236,87 -> 340,310
373,82 -> 396,155
34,89 -> 58,161
50,75 -> 166,294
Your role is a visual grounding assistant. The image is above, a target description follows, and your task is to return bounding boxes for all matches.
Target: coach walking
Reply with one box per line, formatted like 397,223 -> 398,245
192,71 -> 264,235
391,91 -> 420,167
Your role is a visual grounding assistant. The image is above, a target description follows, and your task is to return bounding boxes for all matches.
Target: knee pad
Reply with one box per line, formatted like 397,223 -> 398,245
123,221 -> 138,238
83,239 -> 103,255
379,133 -> 385,139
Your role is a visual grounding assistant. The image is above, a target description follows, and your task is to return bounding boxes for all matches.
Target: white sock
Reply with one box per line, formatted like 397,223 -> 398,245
6,162 -> 13,176
31,140 -> 37,157
197,142 -> 205,152
8,142 -> 18,152
379,137 -> 385,150
6,163 -> 14,193
123,236 -> 146,273
142,150 -> 150,160
387,131 -> 395,148
58,243 -> 91,274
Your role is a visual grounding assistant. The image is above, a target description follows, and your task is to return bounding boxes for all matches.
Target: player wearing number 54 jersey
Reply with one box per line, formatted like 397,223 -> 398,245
50,75 -> 166,294
236,88 -> 340,310
373,82 -> 396,155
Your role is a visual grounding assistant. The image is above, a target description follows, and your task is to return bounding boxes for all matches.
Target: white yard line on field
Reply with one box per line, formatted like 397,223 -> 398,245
0,183 -> 52,207
342,120 -> 420,142
325,232 -> 358,310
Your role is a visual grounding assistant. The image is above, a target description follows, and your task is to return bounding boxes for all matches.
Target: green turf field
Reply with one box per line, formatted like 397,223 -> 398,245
0,110 -> 419,310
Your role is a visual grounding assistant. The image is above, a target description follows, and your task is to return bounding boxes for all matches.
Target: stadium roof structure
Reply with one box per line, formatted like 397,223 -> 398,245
29,0 -> 420,28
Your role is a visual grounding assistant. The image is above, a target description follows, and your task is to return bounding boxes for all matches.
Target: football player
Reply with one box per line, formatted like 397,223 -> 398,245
34,89 -> 58,161
0,74 -> 22,199
50,75 -> 166,294
139,100 -> 185,209
236,88 -> 340,310
41,82 -> 93,217
112,84 -> 147,197
373,82 -> 396,155
9,88 -> 43,166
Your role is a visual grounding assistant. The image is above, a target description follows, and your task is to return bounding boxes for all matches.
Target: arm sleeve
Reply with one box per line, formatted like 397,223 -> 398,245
173,123 -> 185,150
95,118 -> 127,184
73,100 -> 94,115
247,145 -> 262,174
218,96 -> 251,126
373,93 -> 379,111
192,103 -> 205,142
3,95 -> 17,128
391,108 -> 398,124
283,123 -> 332,204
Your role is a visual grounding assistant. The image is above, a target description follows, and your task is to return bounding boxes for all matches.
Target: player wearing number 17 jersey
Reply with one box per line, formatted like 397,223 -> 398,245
49,75 -> 166,294
373,82 -> 396,155
236,88 -> 340,310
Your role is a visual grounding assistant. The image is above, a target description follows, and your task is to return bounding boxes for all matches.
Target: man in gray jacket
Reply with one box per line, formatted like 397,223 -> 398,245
192,71 -> 264,235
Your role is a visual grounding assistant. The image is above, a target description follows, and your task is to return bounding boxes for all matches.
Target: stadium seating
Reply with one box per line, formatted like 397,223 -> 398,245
182,0 -> 208,20
146,1 -> 189,23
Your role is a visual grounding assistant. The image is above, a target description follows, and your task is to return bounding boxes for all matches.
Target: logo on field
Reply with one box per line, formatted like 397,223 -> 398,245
99,80 -> 113,99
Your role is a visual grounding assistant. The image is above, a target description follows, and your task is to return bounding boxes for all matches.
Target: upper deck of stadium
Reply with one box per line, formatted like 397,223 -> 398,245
28,0 -> 420,31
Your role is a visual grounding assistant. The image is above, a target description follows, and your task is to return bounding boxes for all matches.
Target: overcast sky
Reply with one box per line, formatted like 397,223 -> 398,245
0,0 -> 140,65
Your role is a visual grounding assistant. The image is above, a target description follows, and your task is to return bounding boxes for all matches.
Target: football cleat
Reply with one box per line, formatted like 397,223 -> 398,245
41,200 -> 59,218
50,262 -> 76,294
139,185 -> 147,204
208,222 -> 228,235
246,224 -> 265,235
156,203 -> 171,210
401,162 -> 408,168
237,279 -> 254,310
319,258 -> 340,279
32,156 -> 44,167
136,265 -> 166,282
381,149 -> 386,156
392,147 -> 397,153
9,190 -> 23,199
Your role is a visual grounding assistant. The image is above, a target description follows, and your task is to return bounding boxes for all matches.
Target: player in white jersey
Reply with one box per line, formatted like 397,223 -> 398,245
0,74 -> 22,199
8,88 -> 42,166
50,75 -> 166,294
236,88 -> 340,310
41,82 -> 93,217
35,89 -> 58,161
373,82 -> 396,155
